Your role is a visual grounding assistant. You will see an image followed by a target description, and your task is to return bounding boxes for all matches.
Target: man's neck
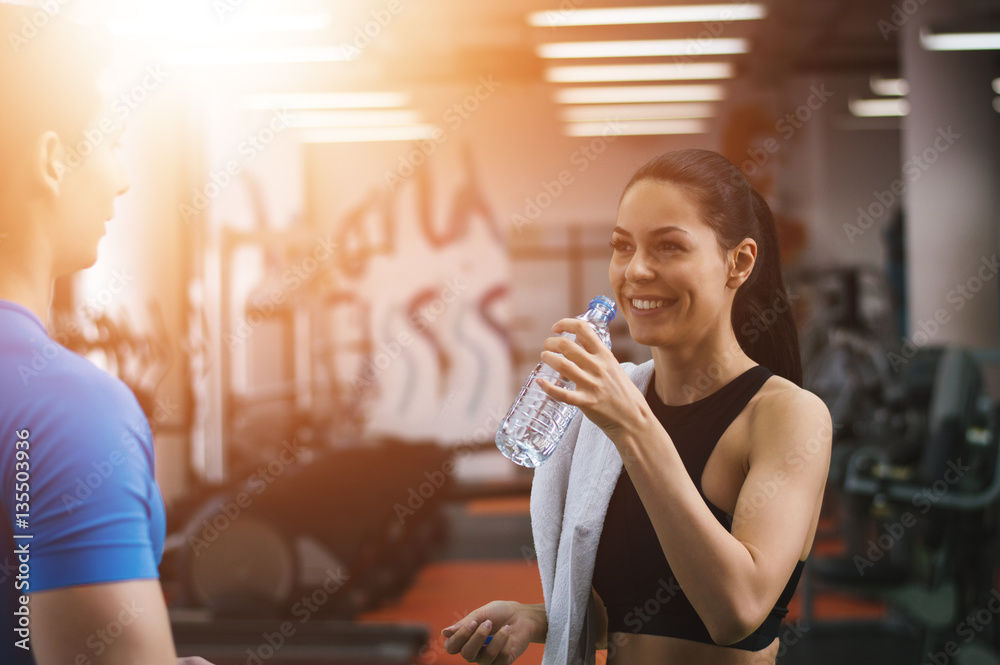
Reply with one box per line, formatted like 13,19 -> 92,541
0,239 -> 54,327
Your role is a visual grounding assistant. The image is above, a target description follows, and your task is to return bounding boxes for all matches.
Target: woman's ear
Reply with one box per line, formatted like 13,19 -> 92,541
727,238 -> 757,288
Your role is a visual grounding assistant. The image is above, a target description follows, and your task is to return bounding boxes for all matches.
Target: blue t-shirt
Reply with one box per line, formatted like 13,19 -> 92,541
0,300 -> 166,663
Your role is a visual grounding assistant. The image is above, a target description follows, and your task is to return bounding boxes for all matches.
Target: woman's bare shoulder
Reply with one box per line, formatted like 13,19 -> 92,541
748,376 -> 833,453
755,374 -> 828,414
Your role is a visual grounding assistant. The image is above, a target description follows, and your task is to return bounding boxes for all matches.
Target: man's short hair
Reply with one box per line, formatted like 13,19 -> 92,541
0,3 -> 113,194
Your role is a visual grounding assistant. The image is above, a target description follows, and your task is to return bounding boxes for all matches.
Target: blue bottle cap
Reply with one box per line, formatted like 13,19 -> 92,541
589,295 -> 617,321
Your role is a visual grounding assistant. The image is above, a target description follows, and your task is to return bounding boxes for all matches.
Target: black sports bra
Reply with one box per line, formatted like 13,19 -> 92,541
592,365 -> 805,652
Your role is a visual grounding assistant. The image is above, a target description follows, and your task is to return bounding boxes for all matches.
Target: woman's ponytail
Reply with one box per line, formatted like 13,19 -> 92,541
731,189 -> 802,386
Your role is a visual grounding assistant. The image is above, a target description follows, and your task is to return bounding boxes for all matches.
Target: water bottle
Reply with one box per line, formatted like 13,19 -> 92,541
496,296 -> 617,468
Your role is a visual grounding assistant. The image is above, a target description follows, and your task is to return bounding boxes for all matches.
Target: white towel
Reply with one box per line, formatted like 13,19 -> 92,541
530,360 -> 655,665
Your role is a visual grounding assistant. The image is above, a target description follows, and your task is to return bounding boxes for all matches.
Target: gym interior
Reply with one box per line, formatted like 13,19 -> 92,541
19,0 -> 1000,663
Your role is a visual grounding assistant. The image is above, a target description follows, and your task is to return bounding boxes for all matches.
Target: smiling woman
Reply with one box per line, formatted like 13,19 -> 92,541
442,150 -> 831,665
611,150 -> 803,389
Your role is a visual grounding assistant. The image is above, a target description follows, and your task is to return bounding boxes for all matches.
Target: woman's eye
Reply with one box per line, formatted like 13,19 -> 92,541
658,242 -> 680,252
609,239 -> 633,252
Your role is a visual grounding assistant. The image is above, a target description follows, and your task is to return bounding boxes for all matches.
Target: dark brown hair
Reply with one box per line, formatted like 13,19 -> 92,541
621,149 -> 802,386
0,4 -> 113,197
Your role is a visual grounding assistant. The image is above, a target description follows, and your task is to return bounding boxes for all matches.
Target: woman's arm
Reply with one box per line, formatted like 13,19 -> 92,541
519,602 -> 549,643
617,386 -> 831,644
537,319 -> 832,645
592,586 -> 609,649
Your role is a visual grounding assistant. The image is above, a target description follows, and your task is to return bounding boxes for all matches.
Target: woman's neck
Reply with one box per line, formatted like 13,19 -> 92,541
649,330 -> 756,406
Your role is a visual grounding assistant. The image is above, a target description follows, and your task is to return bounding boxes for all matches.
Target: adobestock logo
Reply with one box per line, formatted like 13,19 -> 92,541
337,0 -> 409,60
6,0 -> 73,54
844,126 -> 960,244
738,84 -> 834,179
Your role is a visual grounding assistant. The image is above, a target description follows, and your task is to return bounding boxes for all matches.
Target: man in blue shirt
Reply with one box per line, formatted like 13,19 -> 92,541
0,4 -> 211,663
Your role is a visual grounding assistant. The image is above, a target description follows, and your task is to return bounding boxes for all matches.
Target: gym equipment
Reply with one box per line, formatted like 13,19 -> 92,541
165,438 -> 457,621
794,267 -> 900,442
52,301 -> 174,425
173,619 -> 428,665
786,347 -> 1000,665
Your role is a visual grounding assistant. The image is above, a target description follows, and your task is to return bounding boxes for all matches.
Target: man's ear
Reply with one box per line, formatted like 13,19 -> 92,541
35,131 -> 65,196
727,237 -> 757,288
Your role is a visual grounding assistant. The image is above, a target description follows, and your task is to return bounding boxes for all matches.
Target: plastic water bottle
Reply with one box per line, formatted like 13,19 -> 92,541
496,296 -> 616,468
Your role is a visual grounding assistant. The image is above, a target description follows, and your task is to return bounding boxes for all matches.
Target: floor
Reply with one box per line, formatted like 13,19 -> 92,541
356,495 -> 917,665
174,491 -> 1000,664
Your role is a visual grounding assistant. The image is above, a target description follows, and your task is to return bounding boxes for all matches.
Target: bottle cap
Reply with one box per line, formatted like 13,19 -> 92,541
589,295 -> 617,322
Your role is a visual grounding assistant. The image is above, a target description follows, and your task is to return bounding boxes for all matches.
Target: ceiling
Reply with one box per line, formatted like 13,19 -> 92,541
99,0 -> 998,140
354,0 -> 909,88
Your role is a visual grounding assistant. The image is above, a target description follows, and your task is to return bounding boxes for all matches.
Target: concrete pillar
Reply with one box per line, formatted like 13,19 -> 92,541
900,0 -> 1000,349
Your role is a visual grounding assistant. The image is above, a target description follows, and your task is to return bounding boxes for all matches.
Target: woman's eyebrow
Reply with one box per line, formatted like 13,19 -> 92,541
612,225 -> 690,237
650,225 -> 691,237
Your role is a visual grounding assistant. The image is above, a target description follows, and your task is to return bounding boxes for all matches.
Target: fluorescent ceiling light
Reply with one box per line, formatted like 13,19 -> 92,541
994,97 -> 1000,113
164,46 -> 355,66
993,78 -> 1000,94
285,110 -> 423,128
538,38 -> 748,59
849,98 -> 910,117
869,76 -> 909,96
242,92 -> 411,110
296,126 -> 439,143
106,14 -> 331,36
565,119 -> 709,136
920,29 -> 1000,50
561,102 -> 717,122
529,4 -> 765,27
546,62 -> 733,82
556,84 -> 725,104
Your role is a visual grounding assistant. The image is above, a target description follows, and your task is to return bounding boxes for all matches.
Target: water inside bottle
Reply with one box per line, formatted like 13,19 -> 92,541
495,296 -> 617,468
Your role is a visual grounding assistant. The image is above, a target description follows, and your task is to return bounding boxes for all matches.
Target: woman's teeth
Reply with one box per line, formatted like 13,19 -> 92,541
632,299 -> 663,310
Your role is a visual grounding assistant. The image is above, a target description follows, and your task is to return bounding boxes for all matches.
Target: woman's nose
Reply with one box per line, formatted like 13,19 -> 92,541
625,251 -> 655,282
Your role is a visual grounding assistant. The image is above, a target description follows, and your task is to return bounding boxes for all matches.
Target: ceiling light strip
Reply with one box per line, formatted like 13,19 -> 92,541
164,46 -> 355,66
848,98 -> 911,117
565,119 -> 709,136
242,92 -> 411,110
106,14 -> 332,35
285,110 -> 423,128
869,76 -> 909,96
297,125 -> 440,143
920,30 -> 1000,51
546,62 -> 734,82
560,102 -> 717,122
538,38 -> 748,59
529,4 -> 765,27
556,84 -> 725,104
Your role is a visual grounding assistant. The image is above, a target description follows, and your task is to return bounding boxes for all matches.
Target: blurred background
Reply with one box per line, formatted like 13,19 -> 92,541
16,0 -> 1000,662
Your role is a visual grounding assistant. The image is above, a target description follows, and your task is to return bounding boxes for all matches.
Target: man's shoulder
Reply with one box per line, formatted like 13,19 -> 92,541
0,324 -> 151,468
0,321 -> 140,415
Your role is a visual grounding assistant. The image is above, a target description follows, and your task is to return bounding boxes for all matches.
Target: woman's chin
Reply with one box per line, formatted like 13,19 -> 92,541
625,327 -> 676,349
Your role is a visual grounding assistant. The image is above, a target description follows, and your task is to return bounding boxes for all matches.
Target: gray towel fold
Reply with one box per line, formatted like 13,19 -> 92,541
530,360 -> 655,664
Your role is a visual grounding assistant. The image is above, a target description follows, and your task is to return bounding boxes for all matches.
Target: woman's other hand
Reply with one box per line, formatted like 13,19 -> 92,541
442,600 -> 546,664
